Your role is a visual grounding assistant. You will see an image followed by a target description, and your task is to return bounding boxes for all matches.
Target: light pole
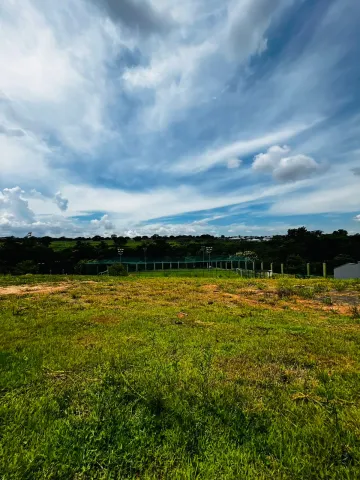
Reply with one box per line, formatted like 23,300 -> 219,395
143,247 -> 147,271
117,248 -> 124,264
206,247 -> 213,270
201,245 -> 206,275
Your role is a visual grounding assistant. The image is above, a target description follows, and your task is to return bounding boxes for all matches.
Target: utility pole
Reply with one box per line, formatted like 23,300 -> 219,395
143,247 -> 147,271
201,245 -> 206,275
206,247 -> 213,271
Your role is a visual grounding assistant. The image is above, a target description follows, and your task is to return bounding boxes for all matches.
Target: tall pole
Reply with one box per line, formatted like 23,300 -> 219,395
143,247 -> 147,271
206,247 -> 213,273
118,248 -> 124,264
201,245 -> 205,276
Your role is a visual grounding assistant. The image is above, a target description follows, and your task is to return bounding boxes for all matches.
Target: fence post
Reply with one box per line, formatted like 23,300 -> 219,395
261,262 -> 264,271
307,263 -> 310,276
281,264 -> 284,276
178,261 -> 180,269
270,263 -> 273,273
323,263 -> 327,278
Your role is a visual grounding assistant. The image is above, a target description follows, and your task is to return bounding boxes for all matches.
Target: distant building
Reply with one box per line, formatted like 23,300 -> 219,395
334,262 -> 360,279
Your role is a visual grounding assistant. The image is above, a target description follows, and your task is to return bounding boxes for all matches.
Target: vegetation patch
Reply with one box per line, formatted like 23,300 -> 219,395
0,275 -> 360,479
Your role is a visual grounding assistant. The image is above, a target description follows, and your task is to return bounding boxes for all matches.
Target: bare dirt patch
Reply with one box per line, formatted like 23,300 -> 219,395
0,283 -> 71,296
200,283 -> 360,315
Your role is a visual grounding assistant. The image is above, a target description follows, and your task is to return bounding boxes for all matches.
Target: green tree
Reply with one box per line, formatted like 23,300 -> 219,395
108,263 -> 128,276
13,260 -> 39,275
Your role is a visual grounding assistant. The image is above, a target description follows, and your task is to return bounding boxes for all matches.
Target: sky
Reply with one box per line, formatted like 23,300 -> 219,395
0,0 -> 360,237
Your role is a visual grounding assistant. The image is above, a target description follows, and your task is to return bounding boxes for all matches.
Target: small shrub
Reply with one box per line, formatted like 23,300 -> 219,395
13,260 -> 39,275
334,281 -> 347,292
313,283 -> 329,294
350,306 -> 360,320
277,284 -> 294,299
108,263 -> 128,277
298,287 -> 315,299
322,296 -> 333,306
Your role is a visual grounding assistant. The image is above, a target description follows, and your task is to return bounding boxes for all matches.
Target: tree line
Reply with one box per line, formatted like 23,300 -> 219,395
0,227 -> 359,275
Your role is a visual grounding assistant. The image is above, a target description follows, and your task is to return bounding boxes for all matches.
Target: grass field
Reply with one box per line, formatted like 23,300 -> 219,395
1,275 -> 360,479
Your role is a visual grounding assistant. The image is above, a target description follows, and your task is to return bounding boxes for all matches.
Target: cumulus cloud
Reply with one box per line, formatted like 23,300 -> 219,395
252,145 -> 291,173
173,125 -> 309,173
0,187 -> 35,225
355,215 -> 360,222
252,145 -> 322,182
91,214 -> 114,231
53,192 -> 69,212
227,158 -> 242,169
0,186 -> 110,237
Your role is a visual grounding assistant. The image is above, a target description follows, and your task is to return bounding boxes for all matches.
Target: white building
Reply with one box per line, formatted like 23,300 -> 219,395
334,262 -> 360,279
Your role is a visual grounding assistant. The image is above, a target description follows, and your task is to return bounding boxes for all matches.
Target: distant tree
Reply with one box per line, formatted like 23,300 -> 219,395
108,263 -> 128,276
14,260 -> 39,275
332,229 -> 348,237
74,260 -> 88,274
39,236 -> 52,247
236,251 -> 258,260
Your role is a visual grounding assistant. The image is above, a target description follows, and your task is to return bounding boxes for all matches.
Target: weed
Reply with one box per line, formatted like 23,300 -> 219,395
322,296 -> 333,306
277,284 -> 294,298
350,305 -> 360,320
297,287 -> 315,299
334,281 -> 348,292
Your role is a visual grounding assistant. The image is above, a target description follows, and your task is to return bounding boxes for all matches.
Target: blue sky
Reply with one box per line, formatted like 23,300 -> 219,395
0,0 -> 359,237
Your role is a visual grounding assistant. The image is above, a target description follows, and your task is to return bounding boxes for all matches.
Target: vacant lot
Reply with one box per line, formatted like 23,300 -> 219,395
1,275 -> 360,479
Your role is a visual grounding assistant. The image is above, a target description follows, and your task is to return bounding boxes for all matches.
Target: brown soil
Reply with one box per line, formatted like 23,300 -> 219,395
0,283 -> 71,295
200,284 -> 360,315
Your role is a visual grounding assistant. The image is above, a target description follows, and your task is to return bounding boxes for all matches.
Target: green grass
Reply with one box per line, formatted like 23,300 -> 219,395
132,268 -> 238,278
0,276 -> 360,479
50,240 -> 116,251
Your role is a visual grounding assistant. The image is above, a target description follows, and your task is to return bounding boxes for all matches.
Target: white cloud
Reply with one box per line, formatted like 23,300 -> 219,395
252,145 -> 322,182
0,132 -> 51,184
173,125 -> 309,173
252,145 -> 290,173
91,214 -> 114,231
0,187 -> 35,224
269,173 -> 360,215
227,158 -> 242,169
226,0 -> 281,60
0,187 -> 74,237
354,215 -> 360,222
53,192 -> 69,212
0,0 -> 121,161
273,155 -> 321,182
121,0 -> 291,131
